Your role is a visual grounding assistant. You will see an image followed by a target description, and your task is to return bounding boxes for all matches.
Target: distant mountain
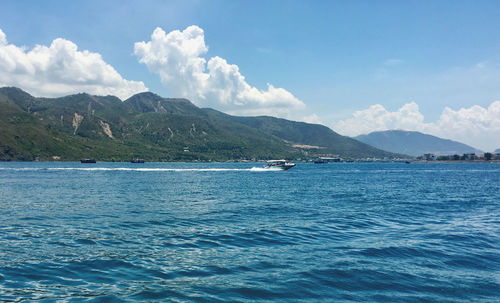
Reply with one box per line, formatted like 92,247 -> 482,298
0,87 -> 400,161
495,149 -> 500,154
355,130 -> 482,157
203,109 -> 396,159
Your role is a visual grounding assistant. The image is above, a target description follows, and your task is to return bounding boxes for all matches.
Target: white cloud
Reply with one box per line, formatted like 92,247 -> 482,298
302,113 -> 323,125
334,102 -> 426,135
334,101 -> 500,152
0,29 -> 6,45
0,28 -> 147,100
134,26 -> 305,117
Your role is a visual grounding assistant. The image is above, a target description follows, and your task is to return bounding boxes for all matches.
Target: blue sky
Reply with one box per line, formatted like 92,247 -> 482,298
1,1 -> 499,150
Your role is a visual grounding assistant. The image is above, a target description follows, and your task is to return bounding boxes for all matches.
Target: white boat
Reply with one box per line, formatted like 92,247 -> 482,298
263,160 -> 296,170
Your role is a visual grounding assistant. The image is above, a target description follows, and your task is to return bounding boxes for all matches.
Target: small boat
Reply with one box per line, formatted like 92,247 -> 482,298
80,158 -> 96,163
314,157 -> 341,164
314,158 -> 328,164
131,159 -> 145,163
263,160 -> 296,170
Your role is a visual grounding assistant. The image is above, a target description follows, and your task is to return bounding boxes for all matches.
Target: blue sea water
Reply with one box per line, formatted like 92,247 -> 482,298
0,162 -> 499,302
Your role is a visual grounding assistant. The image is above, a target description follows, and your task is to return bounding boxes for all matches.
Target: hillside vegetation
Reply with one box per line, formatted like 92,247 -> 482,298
0,87 -> 400,161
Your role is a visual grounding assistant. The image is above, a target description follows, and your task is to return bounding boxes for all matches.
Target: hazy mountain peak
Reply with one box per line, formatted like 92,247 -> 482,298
355,130 -> 482,156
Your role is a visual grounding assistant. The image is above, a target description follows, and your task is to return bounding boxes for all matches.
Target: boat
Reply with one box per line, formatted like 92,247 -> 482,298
80,158 -> 96,163
314,157 -> 341,164
314,158 -> 328,164
263,160 -> 296,170
131,159 -> 145,163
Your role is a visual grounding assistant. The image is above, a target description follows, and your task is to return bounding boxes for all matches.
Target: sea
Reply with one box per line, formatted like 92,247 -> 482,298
0,161 -> 499,302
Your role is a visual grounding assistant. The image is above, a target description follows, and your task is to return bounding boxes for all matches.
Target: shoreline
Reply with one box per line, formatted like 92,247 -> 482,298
412,160 -> 500,164
1,159 -> 499,164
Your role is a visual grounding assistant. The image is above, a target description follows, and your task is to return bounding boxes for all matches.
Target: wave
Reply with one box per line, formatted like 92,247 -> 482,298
0,167 -> 282,172
50,167 -> 248,172
249,167 -> 282,172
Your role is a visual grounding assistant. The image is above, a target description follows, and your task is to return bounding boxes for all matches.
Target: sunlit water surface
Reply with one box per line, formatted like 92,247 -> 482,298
0,162 -> 499,302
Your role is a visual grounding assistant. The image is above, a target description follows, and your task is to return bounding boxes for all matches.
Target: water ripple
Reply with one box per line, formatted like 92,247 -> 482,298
0,162 -> 499,302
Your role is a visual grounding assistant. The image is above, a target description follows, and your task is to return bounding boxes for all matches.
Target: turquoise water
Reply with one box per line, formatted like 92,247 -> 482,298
0,162 -> 499,302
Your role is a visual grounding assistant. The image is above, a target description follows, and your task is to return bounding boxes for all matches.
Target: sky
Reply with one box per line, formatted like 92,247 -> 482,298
0,0 -> 499,151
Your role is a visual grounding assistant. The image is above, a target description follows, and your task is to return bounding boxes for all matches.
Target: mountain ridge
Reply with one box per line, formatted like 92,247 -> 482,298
0,87 -> 402,161
355,130 -> 482,157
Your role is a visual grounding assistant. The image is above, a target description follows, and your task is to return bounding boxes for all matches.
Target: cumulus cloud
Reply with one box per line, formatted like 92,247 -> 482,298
134,26 -> 305,117
0,28 -> 147,100
0,29 -> 6,45
334,102 -> 427,134
334,101 -> 500,152
302,113 -> 323,125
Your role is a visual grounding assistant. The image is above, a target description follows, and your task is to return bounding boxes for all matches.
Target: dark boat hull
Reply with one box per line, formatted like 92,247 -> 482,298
80,159 -> 96,163
264,163 -> 296,170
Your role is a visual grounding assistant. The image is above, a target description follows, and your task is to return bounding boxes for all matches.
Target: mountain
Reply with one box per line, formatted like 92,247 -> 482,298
125,92 -> 203,115
355,130 -> 482,157
227,114 -> 393,158
0,87 -> 400,161
495,149 -> 500,154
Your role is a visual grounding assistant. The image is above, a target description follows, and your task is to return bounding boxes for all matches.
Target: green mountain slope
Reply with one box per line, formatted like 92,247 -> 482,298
0,87 -> 400,161
227,114 -> 398,158
355,130 -> 482,157
125,92 -> 203,115
0,91 -> 136,161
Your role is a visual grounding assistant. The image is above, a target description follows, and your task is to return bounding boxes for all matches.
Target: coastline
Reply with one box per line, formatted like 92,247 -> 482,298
1,159 -> 499,163
412,160 -> 500,164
